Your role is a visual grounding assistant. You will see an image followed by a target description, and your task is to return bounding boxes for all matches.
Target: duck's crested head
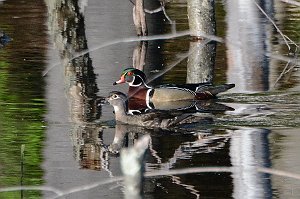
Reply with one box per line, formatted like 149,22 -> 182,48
113,67 -> 147,86
107,91 -> 128,106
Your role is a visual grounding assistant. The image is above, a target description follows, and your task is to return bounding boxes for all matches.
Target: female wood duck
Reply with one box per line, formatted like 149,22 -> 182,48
113,68 -> 235,110
106,91 -> 212,129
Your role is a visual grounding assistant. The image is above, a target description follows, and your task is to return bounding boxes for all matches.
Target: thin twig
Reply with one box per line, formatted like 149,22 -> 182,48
273,61 -> 291,87
253,0 -> 299,50
280,0 -> 300,7
266,53 -> 300,66
273,46 -> 300,87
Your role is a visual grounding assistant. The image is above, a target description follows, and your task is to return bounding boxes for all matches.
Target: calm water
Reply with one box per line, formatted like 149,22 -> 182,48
0,0 -> 300,198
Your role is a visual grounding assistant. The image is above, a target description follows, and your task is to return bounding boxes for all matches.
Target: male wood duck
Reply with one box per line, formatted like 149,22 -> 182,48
113,68 -> 235,110
106,91 -> 212,129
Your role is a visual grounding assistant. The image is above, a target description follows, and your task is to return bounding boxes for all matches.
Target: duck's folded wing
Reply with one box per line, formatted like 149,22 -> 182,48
157,82 -> 212,91
165,113 -> 213,127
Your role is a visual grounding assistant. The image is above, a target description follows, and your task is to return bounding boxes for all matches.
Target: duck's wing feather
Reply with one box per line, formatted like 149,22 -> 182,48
166,113 -> 212,127
156,82 -> 212,91
135,110 -> 174,122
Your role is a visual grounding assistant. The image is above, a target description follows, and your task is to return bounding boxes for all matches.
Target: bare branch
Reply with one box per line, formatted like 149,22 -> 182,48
144,4 -> 176,33
253,0 -> 299,50
273,61 -> 291,87
280,0 -> 300,7
43,31 -> 191,76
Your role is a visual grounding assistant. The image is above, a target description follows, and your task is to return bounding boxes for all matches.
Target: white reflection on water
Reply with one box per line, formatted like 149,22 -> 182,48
225,0 -> 272,92
230,128 -> 272,198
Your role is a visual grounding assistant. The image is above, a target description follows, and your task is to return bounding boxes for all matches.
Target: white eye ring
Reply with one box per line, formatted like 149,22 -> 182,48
112,94 -> 118,99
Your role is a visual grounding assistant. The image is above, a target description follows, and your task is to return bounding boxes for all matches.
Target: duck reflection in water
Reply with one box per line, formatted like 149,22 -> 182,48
108,124 -> 152,155
108,123 -> 232,158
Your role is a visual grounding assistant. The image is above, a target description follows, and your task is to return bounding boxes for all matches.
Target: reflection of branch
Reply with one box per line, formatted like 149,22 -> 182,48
43,31 -> 191,76
3,166 -> 300,198
272,48 -> 299,88
146,132 -> 231,198
147,132 -> 231,170
145,4 -> 175,32
132,0 -> 174,27
266,53 -> 300,65
280,0 -> 300,6
253,0 -> 299,50
171,176 -> 200,199
273,61 -> 291,88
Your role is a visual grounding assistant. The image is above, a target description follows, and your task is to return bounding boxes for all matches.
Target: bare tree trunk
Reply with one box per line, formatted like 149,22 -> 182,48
186,0 -> 216,83
186,40 -> 216,83
133,0 -> 147,36
187,0 -> 216,37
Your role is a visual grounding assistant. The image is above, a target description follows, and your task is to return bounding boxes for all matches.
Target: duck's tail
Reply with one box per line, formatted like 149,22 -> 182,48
195,83 -> 235,100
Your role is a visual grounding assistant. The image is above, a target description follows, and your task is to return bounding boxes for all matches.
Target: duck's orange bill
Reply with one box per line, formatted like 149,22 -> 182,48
114,74 -> 126,85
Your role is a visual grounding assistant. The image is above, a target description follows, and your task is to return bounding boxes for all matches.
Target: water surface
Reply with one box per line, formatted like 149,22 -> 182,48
0,0 -> 299,198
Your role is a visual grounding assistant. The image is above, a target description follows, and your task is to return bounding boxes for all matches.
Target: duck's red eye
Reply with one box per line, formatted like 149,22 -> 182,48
127,71 -> 133,76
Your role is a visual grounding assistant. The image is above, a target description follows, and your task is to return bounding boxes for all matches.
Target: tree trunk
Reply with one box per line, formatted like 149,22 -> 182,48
187,40 -> 216,83
186,0 -> 216,83
187,0 -> 216,37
